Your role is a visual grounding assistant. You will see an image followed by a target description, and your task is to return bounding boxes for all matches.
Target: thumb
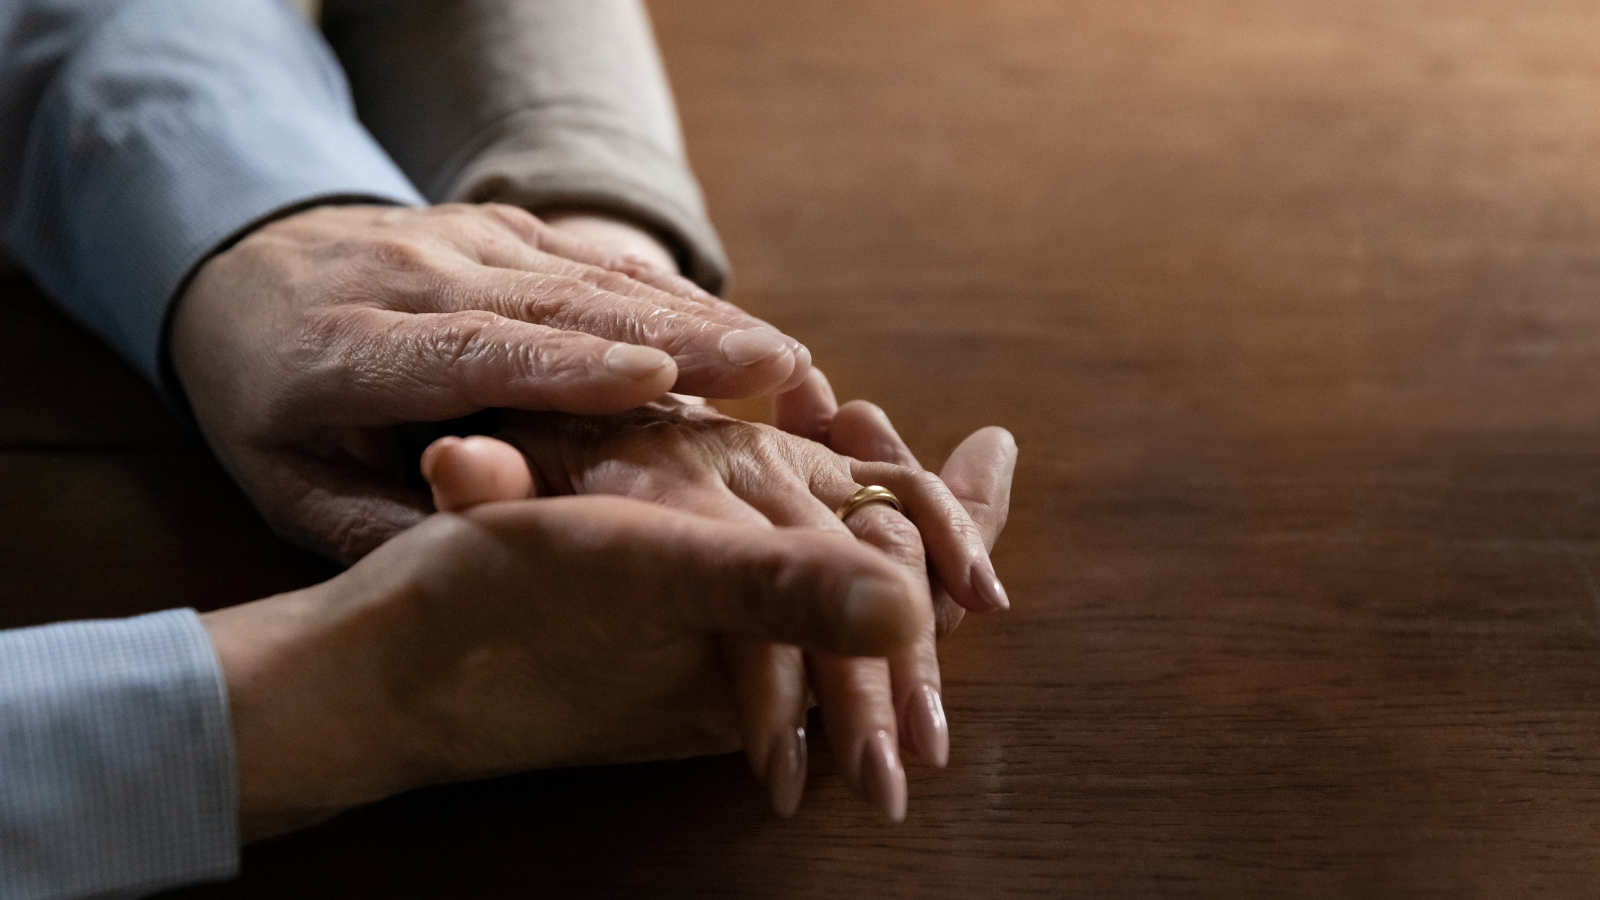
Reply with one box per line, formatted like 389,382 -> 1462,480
329,307 -> 679,421
939,426 -> 1018,551
773,367 -> 839,442
421,436 -> 535,512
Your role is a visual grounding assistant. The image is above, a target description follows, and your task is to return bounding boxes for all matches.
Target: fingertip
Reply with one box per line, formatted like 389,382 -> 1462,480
990,426 -> 1018,455
720,329 -> 791,367
836,399 -> 892,434
787,366 -> 835,416
424,435 -> 534,512
676,335 -> 798,400
804,364 -> 832,398
766,727 -> 808,818
861,730 -> 908,822
832,400 -> 919,468
419,435 -> 462,486
774,342 -> 814,394
964,560 -> 1011,612
905,685 -> 950,768
604,342 -> 676,382
977,426 -> 1019,471
774,366 -> 839,442
948,426 -> 1018,471
540,345 -> 676,414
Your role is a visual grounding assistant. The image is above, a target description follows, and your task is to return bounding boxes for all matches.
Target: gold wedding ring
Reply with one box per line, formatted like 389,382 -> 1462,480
835,485 -> 904,522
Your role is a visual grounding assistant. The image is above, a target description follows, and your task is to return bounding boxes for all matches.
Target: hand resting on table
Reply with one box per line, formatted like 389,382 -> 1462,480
202,485 -> 926,842
421,397 -> 1017,820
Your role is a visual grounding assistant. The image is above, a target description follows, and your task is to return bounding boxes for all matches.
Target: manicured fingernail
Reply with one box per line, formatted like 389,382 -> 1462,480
861,730 -> 907,822
765,726 -> 807,817
791,340 -> 813,369
970,561 -> 1010,611
605,343 -> 673,379
720,329 -> 790,366
905,685 -> 949,768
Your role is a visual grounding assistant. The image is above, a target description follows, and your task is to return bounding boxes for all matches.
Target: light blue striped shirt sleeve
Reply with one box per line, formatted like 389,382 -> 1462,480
0,610 -> 237,899
0,0 -> 425,389
0,1 -> 429,896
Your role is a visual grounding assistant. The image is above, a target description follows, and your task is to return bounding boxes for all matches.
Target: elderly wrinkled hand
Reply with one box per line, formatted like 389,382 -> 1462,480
421,397 -> 1016,820
170,203 -> 811,563
772,368 -> 1019,647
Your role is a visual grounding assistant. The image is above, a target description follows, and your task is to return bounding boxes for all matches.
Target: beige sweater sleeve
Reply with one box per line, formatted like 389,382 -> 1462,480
321,0 -> 729,293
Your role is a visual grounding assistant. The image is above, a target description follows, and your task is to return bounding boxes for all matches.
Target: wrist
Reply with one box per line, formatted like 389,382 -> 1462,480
201,562 -> 433,841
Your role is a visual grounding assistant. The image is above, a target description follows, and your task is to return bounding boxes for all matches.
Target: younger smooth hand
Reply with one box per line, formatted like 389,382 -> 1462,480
201,492 -> 925,842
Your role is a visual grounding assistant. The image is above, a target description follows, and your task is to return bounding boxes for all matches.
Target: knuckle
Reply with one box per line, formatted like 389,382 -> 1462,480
905,468 -> 944,496
426,312 -> 514,386
851,509 -> 926,565
934,601 -> 966,639
875,465 -> 988,550
481,202 -> 546,233
279,310 -> 376,397
609,254 -> 660,280
363,236 -> 435,272
426,201 -> 475,217
964,495 -> 1011,540
524,336 -> 592,381
580,266 -> 643,296
717,423 -> 795,480
433,311 -> 494,361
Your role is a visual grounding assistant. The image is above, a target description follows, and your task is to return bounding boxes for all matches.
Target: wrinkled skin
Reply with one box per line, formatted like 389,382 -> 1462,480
175,199 -> 1020,822
203,492 -> 928,841
774,368 -> 1015,639
171,203 -> 812,563
421,395 -> 1017,819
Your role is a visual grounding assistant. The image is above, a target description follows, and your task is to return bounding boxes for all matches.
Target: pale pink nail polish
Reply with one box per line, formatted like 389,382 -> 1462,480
720,329 -> 789,366
766,727 -> 807,818
860,730 -> 907,822
970,560 -> 1010,611
905,684 -> 949,768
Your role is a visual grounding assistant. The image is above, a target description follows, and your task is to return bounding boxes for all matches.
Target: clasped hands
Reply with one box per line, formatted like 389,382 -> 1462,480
180,203 -> 1015,838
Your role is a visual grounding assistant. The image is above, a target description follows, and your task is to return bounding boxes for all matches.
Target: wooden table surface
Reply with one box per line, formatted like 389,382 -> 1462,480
6,0 -> 1600,896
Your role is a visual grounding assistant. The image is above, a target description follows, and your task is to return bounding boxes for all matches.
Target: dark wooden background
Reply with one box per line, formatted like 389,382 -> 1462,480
6,0 -> 1600,895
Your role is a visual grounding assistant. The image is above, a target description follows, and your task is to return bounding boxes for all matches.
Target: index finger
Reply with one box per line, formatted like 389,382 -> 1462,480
849,461 -> 1009,614
430,260 -> 802,400
470,205 -> 813,395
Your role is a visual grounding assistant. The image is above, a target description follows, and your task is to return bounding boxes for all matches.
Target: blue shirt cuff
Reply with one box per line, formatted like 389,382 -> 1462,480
3,0 -> 425,388
0,609 -> 237,900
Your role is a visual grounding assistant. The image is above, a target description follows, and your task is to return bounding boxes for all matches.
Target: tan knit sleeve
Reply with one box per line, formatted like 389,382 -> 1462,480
322,0 -> 729,293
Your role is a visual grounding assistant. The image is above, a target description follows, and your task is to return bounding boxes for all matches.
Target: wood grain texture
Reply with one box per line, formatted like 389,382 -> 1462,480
5,0 -> 1600,896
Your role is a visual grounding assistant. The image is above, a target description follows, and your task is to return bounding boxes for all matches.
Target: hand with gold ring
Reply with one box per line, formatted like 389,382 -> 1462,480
835,485 -> 905,521
417,398 -> 1013,821
775,368 -> 1016,639
768,368 -> 1016,807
